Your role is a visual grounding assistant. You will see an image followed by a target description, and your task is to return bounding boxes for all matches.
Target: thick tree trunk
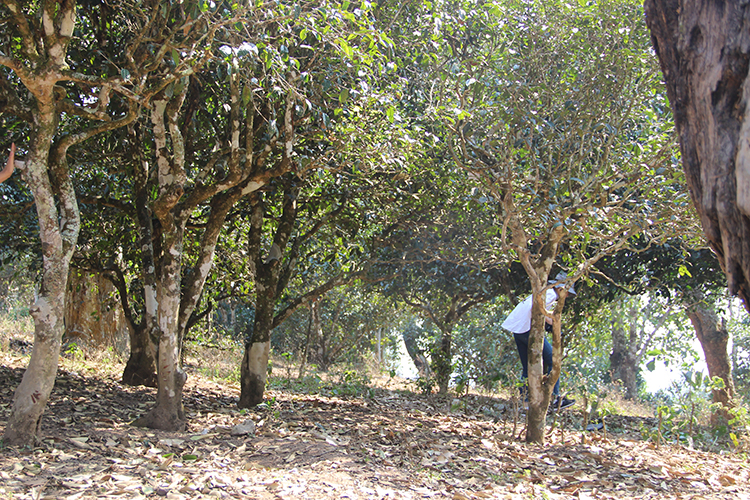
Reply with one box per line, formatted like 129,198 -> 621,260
239,241 -> 281,407
432,328 -> 452,394
402,328 -> 431,378
0,0 -> 83,445
121,323 -> 158,387
239,177 -> 298,407
4,256 -> 69,445
121,122 -> 159,387
645,0 -> 750,310
609,304 -> 639,400
132,226 -> 187,430
239,292 -> 276,407
133,96 -> 188,431
132,331 -> 187,430
4,114 -> 77,445
525,291 -> 557,444
687,301 -> 736,426
2,0 -> 140,444
609,326 -> 638,399
239,338 -> 271,408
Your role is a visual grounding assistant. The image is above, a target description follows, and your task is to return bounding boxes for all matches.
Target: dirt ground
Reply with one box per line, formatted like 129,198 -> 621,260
1,351 -> 749,500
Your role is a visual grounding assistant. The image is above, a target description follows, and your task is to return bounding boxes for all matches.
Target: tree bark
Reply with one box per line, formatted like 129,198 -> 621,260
0,0 -> 81,446
132,95 -> 189,430
4,138 -> 73,446
608,300 -> 639,399
645,0 -> 750,311
402,327 -> 431,378
121,322 -> 159,387
686,298 -> 736,426
609,322 -> 638,399
239,179 -> 297,407
519,226 -> 565,444
432,327 -> 453,394
121,122 -> 160,387
238,276 -> 277,408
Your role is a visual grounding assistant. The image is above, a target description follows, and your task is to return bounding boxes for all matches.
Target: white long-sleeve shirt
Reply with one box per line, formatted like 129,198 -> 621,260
501,288 -> 557,334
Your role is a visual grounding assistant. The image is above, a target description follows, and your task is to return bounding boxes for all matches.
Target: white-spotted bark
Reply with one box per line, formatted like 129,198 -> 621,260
1,0 -> 136,446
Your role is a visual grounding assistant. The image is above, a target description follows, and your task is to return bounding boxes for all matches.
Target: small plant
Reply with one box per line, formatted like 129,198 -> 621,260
281,351 -> 294,379
453,372 -> 471,397
261,396 -> 277,410
415,375 -> 435,395
63,341 -> 86,362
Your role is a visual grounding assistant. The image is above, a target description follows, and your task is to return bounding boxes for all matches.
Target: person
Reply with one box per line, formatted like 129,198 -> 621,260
502,272 -> 576,411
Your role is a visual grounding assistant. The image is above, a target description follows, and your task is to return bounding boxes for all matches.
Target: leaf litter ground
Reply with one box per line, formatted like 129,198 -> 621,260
1,354 -> 749,499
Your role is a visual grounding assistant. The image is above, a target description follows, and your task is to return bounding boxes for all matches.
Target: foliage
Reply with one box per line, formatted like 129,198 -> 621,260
639,365 -> 749,449
431,0 -> 687,266
450,301 -> 519,393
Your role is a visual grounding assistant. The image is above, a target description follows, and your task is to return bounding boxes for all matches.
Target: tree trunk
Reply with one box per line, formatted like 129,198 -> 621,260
4,240 -> 70,444
525,291 -> 557,443
0,0 -> 85,445
239,289 -> 276,407
609,326 -> 638,399
121,122 -> 160,387
121,323 -> 158,387
4,98 -> 78,445
432,328 -> 452,394
132,96 -> 188,431
2,0 -> 142,443
307,299 -> 325,368
609,303 -> 639,399
687,301 -> 736,426
239,178 -> 298,407
645,0 -> 750,311
132,222 -> 188,430
402,327 -> 431,378
519,226 -> 565,444
239,337 -> 271,408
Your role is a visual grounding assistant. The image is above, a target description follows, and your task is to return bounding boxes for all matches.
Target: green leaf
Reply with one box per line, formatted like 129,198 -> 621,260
386,106 -> 395,123
678,264 -> 692,278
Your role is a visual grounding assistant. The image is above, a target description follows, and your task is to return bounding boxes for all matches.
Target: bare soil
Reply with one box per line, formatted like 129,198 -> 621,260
1,352 -> 749,499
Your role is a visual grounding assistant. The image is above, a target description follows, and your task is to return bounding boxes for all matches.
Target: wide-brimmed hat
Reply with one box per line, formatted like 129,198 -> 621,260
549,272 -> 576,295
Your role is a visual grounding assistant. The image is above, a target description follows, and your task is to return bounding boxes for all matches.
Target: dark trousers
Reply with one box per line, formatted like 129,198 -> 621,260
513,330 -> 560,397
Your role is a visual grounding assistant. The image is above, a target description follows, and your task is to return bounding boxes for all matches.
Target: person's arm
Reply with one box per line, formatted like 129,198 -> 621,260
0,143 -> 15,184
